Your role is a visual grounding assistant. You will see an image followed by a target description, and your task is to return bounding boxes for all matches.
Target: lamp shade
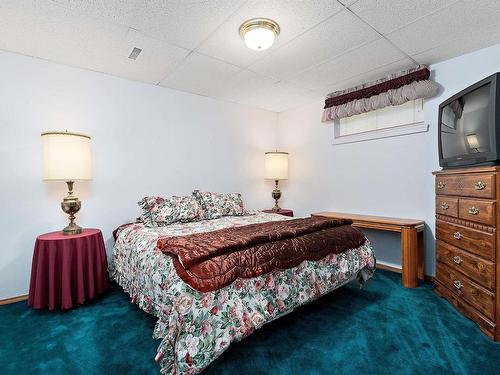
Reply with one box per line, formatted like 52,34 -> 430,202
265,151 -> 288,180
41,131 -> 92,181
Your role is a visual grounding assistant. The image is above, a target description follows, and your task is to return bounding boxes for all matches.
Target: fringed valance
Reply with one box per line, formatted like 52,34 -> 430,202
322,65 -> 439,122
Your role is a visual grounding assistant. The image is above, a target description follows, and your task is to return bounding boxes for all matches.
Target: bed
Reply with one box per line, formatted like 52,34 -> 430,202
111,211 -> 376,374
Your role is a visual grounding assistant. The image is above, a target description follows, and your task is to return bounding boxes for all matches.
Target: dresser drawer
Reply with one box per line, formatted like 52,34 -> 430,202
436,220 -> 495,261
436,262 -> 495,320
436,197 -> 458,217
436,240 -> 495,290
458,198 -> 496,226
434,281 -> 496,339
435,173 -> 495,199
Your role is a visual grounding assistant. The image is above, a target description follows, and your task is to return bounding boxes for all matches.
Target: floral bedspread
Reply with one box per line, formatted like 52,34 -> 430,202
110,212 -> 376,374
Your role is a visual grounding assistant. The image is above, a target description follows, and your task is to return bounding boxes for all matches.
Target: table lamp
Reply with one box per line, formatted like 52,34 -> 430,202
41,131 -> 92,235
264,151 -> 289,212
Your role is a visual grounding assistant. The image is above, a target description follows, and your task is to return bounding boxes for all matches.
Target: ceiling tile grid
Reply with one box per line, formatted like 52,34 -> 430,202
247,9 -> 380,81
1,0 -> 500,112
348,0 -> 461,35
159,52 -> 242,95
195,0 -> 345,67
385,0 -> 500,57
289,38 -> 412,93
52,0 -> 247,50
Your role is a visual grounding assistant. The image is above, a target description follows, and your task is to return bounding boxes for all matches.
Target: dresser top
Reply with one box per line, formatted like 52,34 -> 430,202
433,166 -> 500,175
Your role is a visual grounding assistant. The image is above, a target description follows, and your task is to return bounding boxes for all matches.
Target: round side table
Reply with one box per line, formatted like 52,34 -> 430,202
28,228 -> 109,310
262,209 -> 294,217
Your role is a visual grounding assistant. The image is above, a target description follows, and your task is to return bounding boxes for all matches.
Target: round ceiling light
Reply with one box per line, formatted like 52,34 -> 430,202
239,18 -> 280,51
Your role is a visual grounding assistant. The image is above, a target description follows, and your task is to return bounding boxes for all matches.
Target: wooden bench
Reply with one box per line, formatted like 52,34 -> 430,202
312,212 -> 425,288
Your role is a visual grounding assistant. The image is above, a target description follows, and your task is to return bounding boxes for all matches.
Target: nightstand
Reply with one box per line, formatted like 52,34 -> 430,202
28,228 -> 109,310
262,209 -> 294,217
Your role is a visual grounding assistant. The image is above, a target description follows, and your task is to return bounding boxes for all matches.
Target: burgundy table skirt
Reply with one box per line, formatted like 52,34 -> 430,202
262,209 -> 294,217
28,228 -> 109,310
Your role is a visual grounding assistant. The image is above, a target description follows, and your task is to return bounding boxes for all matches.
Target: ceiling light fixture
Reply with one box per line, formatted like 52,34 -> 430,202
239,18 -> 280,51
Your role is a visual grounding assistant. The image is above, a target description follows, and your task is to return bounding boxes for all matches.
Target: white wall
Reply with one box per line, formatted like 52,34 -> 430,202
0,50 -> 278,299
4,42 -> 500,299
277,43 -> 500,276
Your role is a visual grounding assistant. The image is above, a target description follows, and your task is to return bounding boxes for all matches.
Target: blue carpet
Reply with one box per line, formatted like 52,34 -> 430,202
1,270 -> 499,374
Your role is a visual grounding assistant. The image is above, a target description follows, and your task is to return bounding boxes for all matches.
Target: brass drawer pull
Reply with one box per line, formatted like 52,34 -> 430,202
468,206 -> 480,215
453,231 -> 462,240
437,181 -> 446,189
453,280 -> 463,290
440,202 -> 449,210
474,181 -> 486,190
453,255 -> 462,265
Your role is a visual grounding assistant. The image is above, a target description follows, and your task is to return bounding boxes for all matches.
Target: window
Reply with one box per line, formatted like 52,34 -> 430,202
332,98 -> 428,145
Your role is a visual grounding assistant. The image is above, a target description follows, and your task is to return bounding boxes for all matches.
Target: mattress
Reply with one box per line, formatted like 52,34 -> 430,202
110,212 -> 376,374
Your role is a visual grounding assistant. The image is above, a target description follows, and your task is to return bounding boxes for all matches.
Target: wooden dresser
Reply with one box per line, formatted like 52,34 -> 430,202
433,166 -> 500,340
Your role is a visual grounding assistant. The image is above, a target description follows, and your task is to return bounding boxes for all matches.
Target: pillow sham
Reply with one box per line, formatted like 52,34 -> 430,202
222,192 -> 245,216
193,190 -> 245,220
138,195 -> 201,226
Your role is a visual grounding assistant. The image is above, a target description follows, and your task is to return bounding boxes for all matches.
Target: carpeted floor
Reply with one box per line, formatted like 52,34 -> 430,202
1,270 -> 499,374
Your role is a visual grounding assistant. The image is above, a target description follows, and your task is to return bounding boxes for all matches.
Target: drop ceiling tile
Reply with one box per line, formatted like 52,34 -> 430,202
248,10 -> 380,80
349,0 -> 459,35
104,29 -> 191,84
205,69 -> 280,105
51,0 -> 138,26
289,38 -> 411,94
0,1 -> 190,84
249,82 -> 322,112
54,0 -> 246,50
0,1 -> 126,70
196,0 -> 345,68
412,22 -> 500,65
387,0 -> 500,56
159,52 -> 241,95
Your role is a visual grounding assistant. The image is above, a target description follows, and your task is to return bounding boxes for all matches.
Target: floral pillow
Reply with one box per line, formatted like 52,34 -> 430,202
222,192 -> 245,216
193,191 -> 246,220
138,195 -> 201,226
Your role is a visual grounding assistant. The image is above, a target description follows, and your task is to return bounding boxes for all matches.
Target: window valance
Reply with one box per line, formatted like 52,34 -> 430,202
322,65 -> 439,122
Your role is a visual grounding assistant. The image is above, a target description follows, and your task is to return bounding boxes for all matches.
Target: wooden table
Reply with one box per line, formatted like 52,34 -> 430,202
312,212 -> 425,288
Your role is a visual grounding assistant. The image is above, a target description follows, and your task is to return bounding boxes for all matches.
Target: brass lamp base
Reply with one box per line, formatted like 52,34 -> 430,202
63,221 -> 82,235
61,181 -> 82,235
271,180 -> 282,212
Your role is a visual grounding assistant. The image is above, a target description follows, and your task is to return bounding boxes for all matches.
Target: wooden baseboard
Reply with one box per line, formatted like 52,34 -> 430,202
376,262 -> 434,283
376,263 -> 402,274
0,294 -> 28,305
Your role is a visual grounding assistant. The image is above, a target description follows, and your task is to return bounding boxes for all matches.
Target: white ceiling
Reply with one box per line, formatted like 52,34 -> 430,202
2,0 -> 500,112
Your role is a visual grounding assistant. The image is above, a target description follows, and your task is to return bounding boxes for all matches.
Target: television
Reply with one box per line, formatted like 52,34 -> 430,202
438,72 -> 500,168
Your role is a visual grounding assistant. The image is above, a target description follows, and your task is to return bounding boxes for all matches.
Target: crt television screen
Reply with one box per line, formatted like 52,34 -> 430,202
441,83 -> 491,159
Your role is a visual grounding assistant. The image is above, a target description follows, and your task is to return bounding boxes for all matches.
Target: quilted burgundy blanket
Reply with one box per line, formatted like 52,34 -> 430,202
157,216 -> 367,292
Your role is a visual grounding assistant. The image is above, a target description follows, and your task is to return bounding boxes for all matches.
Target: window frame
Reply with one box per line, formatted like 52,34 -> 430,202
331,99 -> 429,145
